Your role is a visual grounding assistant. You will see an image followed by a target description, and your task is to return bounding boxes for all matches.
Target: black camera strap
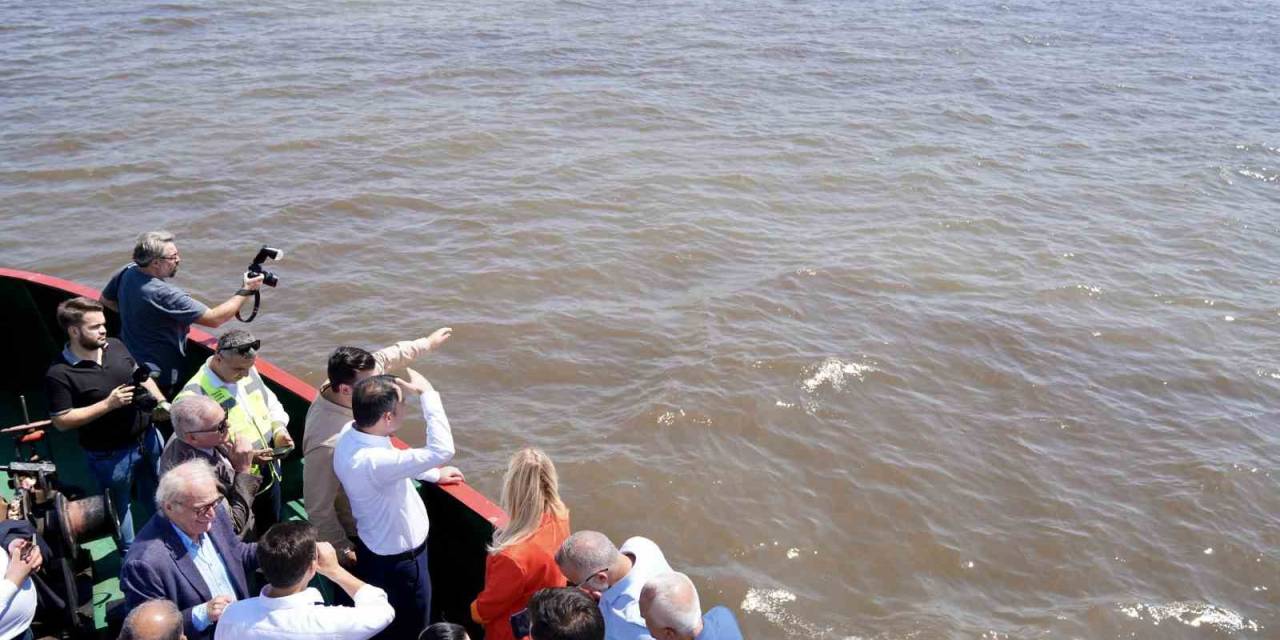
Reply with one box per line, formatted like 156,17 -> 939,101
235,289 -> 262,323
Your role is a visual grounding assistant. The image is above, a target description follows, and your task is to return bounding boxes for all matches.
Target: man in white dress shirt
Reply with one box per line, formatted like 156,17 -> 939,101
556,532 -> 673,640
333,368 -> 455,640
214,521 -> 393,640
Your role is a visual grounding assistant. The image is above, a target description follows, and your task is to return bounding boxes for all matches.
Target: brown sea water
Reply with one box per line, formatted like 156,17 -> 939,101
2,0 -> 1278,637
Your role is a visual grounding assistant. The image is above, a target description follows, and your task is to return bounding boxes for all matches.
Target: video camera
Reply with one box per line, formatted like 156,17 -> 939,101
130,366 -> 158,412
247,246 -> 284,287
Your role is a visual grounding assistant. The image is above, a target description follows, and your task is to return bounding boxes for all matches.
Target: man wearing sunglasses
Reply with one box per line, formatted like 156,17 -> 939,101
101,231 -> 266,395
160,396 -> 263,540
176,330 -> 294,537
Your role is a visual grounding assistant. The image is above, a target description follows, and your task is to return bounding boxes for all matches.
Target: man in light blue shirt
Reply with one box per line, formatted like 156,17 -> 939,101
556,532 -> 673,640
640,572 -> 744,640
121,459 -> 258,639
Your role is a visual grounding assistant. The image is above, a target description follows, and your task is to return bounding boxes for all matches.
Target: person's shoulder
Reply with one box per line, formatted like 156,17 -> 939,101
702,606 -> 744,639
104,338 -> 136,363
123,517 -> 174,563
619,535 -> 662,555
43,356 -> 72,379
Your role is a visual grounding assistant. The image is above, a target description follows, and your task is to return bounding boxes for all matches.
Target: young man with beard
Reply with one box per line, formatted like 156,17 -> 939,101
44,296 -> 168,550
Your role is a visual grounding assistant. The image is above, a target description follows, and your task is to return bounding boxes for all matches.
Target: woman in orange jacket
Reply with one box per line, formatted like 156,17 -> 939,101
470,448 -> 571,640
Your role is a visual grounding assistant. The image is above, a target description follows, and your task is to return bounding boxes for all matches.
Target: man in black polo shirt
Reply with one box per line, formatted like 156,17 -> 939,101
44,296 -> 168,551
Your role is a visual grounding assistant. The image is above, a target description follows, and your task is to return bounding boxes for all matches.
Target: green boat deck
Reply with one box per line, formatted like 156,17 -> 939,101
0,269 -> 503,639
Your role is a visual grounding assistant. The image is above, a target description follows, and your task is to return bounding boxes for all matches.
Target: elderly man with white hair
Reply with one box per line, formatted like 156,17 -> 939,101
555,531 -> 672,640
121,459 -> 259,640
639,572 -> 743,640
161,396 -> 262,539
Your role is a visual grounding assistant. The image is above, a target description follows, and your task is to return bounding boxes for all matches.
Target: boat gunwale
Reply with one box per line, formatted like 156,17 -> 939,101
0,266 -> 508,528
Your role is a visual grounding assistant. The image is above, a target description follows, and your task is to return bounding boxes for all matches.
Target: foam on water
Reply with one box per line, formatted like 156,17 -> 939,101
801,357 -> 877,393
1118,602 -> 1262,633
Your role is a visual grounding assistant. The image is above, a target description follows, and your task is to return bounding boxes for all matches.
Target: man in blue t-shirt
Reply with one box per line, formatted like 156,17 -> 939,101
101,231 -> 264,394
640,572 -> 745,640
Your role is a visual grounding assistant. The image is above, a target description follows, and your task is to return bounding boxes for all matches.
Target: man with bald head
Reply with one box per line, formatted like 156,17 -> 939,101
119,599 -> 186,640
121,459 -> 259,640
161,396 -> 262,539
555,532 -> 671,640
639,572 -> 743,640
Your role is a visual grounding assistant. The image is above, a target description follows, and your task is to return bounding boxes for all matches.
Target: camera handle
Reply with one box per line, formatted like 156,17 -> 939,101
235,288 -> 262,323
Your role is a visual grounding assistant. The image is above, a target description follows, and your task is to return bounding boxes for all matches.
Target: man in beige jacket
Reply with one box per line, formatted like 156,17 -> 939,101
302,328 -> 463,565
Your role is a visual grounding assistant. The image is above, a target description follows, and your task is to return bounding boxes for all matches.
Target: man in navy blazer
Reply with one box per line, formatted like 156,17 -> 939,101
121,459 -> 259,640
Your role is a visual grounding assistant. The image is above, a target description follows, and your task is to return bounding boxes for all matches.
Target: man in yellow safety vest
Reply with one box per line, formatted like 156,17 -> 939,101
176,329 -> 293,536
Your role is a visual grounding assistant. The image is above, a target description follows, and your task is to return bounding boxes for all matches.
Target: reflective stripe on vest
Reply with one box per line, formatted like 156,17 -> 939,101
177,364 -> 276,474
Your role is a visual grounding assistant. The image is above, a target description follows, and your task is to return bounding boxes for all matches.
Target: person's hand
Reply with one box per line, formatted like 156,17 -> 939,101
314,541 -> 341,577
273,430 -> 294,449
206,595 -> 233,622
394,371 -> 435,394
426,327 -> 452,351
339,546 -> 358,568
4,539 -> 41,586
241,272 -> 265,292
437,466 -> 465,485
228,435 -> 256,473
105,384 -> 135,410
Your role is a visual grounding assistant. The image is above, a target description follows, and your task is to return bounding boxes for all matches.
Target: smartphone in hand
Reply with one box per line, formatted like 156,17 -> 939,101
510,608 -> 531,639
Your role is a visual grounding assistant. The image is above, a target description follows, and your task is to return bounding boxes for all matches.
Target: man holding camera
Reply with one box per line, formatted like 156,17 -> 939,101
176,330 -> 293,536
44,297 -> 168,551
101,231 -> 265,395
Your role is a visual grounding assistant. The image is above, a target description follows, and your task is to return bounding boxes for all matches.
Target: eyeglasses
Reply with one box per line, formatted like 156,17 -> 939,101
189,418 -> 230,435
156,253 -> 180,262
186,497 -> 222,517
566,568 -> 609,588
219,340 -> 260,356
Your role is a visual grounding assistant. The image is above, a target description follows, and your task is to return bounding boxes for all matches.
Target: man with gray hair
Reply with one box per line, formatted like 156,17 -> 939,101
176,329 -> 293,535
555,532 -> 672,640
102,230 -> 265,393
639,573 -> 743,640
119,599 -> 186,640
121,459 -> 259,640
160,395 -> 261,539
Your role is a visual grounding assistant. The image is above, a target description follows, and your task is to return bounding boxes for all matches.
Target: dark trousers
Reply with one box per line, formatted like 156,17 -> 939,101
251,463 -> 282,538
355,537 -> 431,640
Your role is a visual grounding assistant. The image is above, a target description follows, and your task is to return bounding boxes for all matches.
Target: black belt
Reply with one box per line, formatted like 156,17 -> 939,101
355,536 -> 427,562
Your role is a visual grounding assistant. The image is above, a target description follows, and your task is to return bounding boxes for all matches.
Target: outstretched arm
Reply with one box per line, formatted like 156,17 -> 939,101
194,273 -> 265,328
372,327 -> 452,373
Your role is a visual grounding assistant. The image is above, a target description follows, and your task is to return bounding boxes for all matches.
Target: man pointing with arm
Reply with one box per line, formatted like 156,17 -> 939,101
303,328 -> 462,566
333,368 -> 455,639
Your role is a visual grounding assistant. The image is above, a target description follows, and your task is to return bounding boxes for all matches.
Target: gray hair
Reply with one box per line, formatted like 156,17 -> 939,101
641,572 -> 702,636
155,458 -> 218,510
170,395 -> 221,437
133,231 -> 175,267
555,530 -> 619,578
119,599 -> 183,640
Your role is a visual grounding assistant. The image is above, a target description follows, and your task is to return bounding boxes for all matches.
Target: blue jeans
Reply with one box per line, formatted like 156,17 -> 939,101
84,426 -> 162,551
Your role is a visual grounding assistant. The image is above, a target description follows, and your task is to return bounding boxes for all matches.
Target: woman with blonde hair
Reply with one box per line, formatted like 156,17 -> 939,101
470,448 -> 571,640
